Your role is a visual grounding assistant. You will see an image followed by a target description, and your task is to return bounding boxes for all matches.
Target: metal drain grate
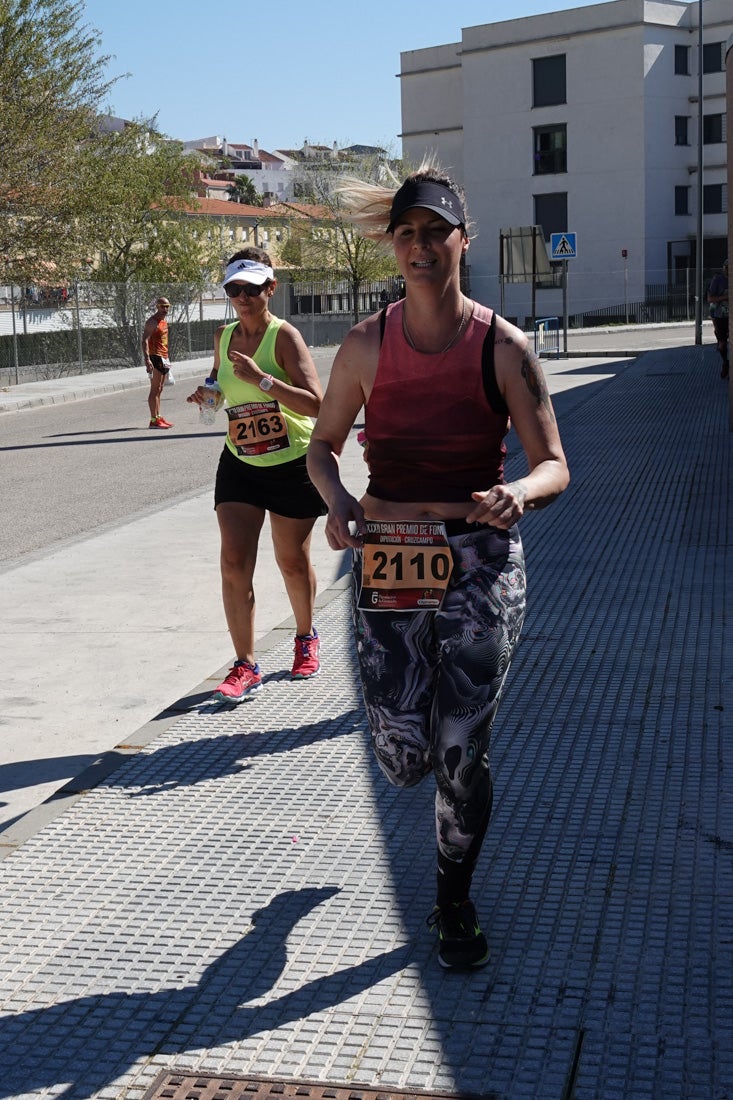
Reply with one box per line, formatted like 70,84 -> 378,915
144,1073 -> 494,1100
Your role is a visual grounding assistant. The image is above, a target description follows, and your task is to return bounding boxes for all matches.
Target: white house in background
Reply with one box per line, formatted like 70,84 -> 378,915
399,0 -> 730,324
181,138 -> 389,206
182,137 -> 296,202
223,140 -> 296,202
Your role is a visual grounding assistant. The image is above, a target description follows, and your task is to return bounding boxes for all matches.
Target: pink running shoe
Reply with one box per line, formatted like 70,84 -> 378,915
213,661 -> 262,702
291,630 -> 320,679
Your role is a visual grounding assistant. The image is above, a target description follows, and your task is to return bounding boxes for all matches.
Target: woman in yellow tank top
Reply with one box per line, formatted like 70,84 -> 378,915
188,248 -> 326,699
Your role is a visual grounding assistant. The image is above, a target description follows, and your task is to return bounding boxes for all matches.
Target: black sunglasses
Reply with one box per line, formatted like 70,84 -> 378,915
224,281 -> 269,299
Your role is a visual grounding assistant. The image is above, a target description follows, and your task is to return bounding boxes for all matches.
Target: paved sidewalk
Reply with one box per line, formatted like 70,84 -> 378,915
0,357 -> 212,413
0,339 -> 730,1099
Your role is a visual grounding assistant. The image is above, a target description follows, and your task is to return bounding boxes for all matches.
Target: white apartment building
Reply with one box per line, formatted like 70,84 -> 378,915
399,0 -> 730,323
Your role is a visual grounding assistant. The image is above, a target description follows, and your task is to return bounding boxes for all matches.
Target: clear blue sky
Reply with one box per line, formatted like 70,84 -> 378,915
82,0 -> 605,152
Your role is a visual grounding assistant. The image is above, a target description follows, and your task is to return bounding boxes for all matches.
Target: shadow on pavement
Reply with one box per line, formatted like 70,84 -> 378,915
0,887 -> 418,1100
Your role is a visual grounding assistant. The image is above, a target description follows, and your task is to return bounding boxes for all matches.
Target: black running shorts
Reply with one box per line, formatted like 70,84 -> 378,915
214,445 -> 327,519
150,355 -> 169,375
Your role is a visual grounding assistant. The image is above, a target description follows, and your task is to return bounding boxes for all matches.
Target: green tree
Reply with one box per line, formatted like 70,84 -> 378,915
287,157 -> 398,324
77,123 -> 223,365
80,125 -> 222,365
80,125 -> 220,283
0,0 -> 116,283
226,175 -> 262,207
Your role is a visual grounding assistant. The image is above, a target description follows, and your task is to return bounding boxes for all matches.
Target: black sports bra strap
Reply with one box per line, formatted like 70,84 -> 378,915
481,310 -> 508,417
378,306 -> 387,346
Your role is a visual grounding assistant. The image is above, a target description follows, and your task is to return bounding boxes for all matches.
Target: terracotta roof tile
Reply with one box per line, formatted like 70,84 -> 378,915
160,195 -> 334,220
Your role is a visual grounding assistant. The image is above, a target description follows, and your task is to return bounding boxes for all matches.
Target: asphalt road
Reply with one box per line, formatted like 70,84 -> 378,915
0,349 -> 338,566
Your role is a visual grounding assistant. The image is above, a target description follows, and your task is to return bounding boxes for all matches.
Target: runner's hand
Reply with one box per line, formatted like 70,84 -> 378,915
230,351 -> 261,385
466,481 -> 528,529
324,491 -> 366,550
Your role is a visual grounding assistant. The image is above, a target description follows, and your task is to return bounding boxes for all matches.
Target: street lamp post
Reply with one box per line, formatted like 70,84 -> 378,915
622,248 -> 629,325
694,0 -> 704,345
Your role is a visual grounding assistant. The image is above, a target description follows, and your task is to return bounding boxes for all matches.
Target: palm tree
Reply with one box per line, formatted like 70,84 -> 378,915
226,176 -> 262,207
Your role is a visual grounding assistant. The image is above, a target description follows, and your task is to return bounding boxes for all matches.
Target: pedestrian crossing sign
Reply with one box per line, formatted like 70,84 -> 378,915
550,232 -> 577,260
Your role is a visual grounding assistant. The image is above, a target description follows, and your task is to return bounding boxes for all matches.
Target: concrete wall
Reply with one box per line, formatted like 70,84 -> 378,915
400,42 -> 465,177
463,6 -> 650,317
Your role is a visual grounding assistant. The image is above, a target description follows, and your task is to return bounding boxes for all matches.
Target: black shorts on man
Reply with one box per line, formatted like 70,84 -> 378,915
150,355 -> 169,375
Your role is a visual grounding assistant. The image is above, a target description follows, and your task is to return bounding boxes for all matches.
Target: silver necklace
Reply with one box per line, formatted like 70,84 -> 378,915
402,296 -> 468,355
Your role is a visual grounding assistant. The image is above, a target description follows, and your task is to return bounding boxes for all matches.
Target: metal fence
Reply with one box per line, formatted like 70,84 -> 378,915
0,276 -> 408,386
0,274 -> 714,385
570,283 -> 695,328
0,282 -> 231,386
534,316 -> 560,358
288,276 -> 405,318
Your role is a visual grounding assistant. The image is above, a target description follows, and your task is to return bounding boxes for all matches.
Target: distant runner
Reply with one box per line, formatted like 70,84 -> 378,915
142,297 -> 173,428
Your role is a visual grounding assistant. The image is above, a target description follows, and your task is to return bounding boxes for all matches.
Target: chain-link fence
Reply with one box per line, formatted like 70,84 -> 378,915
0,269 -> 719,386
0,277 -> 409,386
0,282 -> 232,386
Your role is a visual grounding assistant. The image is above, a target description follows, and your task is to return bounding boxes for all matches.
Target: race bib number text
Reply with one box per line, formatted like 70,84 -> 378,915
227,400 -> 290,457
358,520 -> 453,612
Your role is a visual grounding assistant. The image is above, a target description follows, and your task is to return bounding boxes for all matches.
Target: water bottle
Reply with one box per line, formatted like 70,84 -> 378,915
200,377 -> 221,426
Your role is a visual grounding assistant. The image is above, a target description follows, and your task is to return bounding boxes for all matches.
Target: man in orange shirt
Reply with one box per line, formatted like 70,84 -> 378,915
141,297 -> 174,428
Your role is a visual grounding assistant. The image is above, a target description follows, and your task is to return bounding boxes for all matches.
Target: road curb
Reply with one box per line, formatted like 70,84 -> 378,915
0,361 -> 209,414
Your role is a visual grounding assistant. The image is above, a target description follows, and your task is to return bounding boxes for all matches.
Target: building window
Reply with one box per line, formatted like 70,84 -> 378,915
532,55 -> 566,108
675,186 -> 690,215
702,113 -> 725,144
702,42 -> 723,73
674,116 -> 689,145
674,44 -> 690,74
669,116 -> 686,146
534,192 -> 568,239
703,184 -> 727,215
533,124 -> 567,174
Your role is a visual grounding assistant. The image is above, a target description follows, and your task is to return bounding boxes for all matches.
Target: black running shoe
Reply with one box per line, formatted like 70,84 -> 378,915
427,900 -> 490,969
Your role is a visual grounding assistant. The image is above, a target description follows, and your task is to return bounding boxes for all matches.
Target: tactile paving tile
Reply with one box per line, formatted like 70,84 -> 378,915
0,345 -> 730,1100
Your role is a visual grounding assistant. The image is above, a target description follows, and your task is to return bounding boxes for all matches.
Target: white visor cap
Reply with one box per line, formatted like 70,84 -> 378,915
222,259 -> 274,287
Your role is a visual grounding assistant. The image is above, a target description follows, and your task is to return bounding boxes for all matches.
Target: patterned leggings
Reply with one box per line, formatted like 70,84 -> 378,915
352,524 -> 526,873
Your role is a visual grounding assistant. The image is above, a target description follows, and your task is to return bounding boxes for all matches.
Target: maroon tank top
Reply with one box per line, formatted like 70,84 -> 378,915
365,300 -> 509,503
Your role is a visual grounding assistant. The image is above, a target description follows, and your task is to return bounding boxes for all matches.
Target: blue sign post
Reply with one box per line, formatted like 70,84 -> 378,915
550,233 -> 577,354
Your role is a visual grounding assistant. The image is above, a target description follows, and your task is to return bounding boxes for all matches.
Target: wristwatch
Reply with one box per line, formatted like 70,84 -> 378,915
259,374 -> 274,392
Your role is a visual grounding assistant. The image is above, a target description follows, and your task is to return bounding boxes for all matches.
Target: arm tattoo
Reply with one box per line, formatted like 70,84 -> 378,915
514,478 -> 530,508
521,349 -> 555,420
